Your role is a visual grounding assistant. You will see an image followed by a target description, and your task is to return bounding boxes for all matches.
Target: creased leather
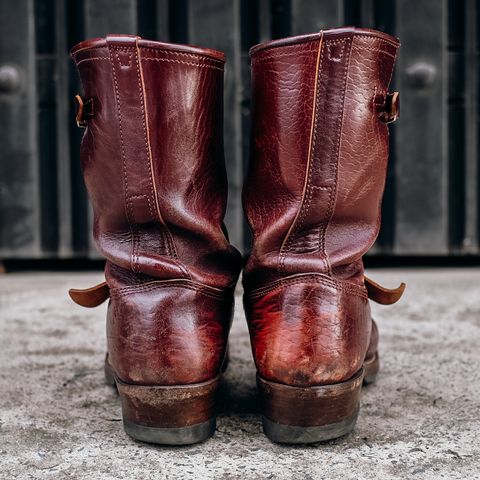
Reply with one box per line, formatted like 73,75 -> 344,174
243,27 -> 401,387
70,35 -> 242,386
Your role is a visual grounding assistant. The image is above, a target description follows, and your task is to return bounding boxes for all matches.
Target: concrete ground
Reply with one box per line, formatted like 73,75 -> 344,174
0,269 -> 479,479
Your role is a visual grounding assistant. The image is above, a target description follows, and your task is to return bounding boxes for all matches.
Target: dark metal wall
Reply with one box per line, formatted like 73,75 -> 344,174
0,0 -> 479,259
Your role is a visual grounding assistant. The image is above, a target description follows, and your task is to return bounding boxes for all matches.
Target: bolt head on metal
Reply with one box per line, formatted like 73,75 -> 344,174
405,62 -> 437,89
0,65 -> 21,93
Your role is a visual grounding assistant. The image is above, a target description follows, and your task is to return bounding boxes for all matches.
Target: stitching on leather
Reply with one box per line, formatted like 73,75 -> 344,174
75,56 -> 110,66
129,194 -> 155,219
137,46 -> 188,275
252,47 -> 317,64
308,40 -> 330,272
354,34 -> 398,49
246,273 -> 368,300
321,38 -> 352,275
386,48 -> 398,90
111,280 -> 232,301
141,57 -> 223,71
134,50 -> 159,223
109,47 -> 136,273
115,51 -> 132,67
113,282 -> 226,297
72,46 -> 109,62
252,36 -> 325,57
253,44 -> 317,60
281,38 -> 349,273
140,47 -> 224,64
248,278 -> 366,300
327,42 -> 346,61
136,46 -> 186,277
352,44 -> 396,59
251,34 -> 396,64
324,38 -> 348,45
278,35 -> 324,275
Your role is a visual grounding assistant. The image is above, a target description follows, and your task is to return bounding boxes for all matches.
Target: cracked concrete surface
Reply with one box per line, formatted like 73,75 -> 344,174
0,269 -> 479,479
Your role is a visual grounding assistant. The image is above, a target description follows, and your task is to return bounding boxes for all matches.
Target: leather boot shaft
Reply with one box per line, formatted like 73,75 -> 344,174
243,28 -> 399,290
72,35 -> 241,289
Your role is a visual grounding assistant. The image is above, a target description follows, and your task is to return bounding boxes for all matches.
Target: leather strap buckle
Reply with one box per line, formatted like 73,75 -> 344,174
74,94 -> 94,128
378,91 -> 400,123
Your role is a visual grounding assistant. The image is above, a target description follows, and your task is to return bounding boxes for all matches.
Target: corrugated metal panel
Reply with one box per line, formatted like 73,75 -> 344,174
0,0 -> 478,259
0,0 -> 40,257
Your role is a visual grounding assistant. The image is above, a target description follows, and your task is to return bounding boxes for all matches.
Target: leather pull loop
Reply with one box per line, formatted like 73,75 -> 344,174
74,94 -> 94,127
378,91 -> 400,123
69,282 -> 110,307
364,276 -> 405,305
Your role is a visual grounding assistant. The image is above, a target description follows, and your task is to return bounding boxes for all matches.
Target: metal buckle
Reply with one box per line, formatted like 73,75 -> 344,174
379,91 -> 400,123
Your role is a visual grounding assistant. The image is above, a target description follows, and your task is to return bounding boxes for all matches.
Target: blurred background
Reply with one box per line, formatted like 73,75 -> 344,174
0,0 -> 479,267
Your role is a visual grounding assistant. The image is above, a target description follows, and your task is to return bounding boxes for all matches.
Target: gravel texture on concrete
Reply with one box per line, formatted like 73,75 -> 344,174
0,269 -> 479,479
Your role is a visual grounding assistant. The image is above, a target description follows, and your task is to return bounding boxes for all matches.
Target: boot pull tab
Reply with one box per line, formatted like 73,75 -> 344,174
69,282 -> 110,308
74,94 -> 95,128
364,276 -> 405,305
376,91 -> 400,123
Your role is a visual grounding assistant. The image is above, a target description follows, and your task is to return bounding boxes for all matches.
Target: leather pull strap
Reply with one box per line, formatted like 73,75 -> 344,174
69,282 -> 110,308
365,276 -> 405,305
74,94 -> 95,127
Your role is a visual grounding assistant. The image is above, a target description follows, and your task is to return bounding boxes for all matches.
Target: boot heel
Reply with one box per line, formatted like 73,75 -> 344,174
115,376 -> 219,445
257,369 -> 364,444
104,356 -> 116,387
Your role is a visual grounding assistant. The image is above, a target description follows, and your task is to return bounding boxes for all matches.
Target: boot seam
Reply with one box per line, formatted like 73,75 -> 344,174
140,46 -> 225,64
251,44 -> 317,64
75,56 -> 109,66
280,38 -> 329,272
110,279 -> 234,301
250,29 -> 398,57
278,33 -> 325,274
321,36 -> 353,275
107,39 -> 191,279
135,42 -> 192,279
141,56 -> 224,71
134,43 -> 159,223
108,44 -> 137,274
245,273 -> 368,300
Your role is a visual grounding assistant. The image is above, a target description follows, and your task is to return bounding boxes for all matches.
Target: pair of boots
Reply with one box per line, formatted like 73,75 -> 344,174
69,27 -> 404,446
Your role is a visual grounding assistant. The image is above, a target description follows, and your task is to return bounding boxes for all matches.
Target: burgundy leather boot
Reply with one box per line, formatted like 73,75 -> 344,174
243,27 -> 405,443
69,35 -> 242,445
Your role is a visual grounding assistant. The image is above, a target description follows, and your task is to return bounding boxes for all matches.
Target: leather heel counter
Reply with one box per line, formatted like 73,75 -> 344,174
245,275 -> 371,386
107,282 -> 233,385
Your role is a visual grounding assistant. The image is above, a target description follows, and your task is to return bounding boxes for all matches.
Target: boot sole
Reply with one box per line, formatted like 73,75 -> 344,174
105,358 -> 218,445
258,355 -> 379,445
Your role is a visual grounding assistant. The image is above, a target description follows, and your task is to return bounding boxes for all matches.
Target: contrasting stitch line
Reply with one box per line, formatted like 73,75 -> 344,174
321,38 -> 352,275
141,57 -> 223,71
278,32 -> 324,274
75,56 -> 110,67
